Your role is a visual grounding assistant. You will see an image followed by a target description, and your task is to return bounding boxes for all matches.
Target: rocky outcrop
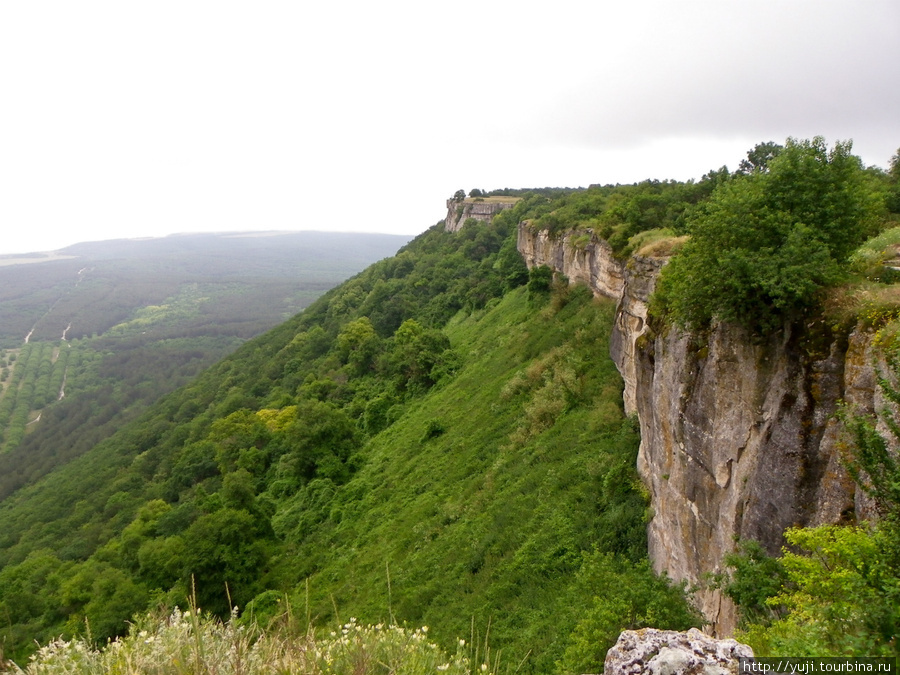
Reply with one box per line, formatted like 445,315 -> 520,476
636,323 -> 873,632
517,222 -> 877,634
517,226 -> 627,301
516,225 -> 661,413
604,628 -> 753,675
445,197 -> 518,233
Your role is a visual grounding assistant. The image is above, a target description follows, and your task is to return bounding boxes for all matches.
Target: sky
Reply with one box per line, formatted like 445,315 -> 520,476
1,1 -> 898,255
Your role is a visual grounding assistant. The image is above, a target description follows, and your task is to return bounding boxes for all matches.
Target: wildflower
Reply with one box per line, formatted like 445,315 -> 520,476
459,639 -> 466,647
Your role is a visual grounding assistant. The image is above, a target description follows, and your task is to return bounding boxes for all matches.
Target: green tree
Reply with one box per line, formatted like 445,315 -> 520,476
336,317 -> 381,375
655,137 -> 881,332
558,553 -> 700,674
886,148 -> 900,214
527,265 -> 554,299
180,508 -> 270,616
736,141 -> 783,174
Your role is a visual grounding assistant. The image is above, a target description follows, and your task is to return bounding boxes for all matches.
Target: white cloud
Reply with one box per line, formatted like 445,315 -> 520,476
1,0 -> 897,254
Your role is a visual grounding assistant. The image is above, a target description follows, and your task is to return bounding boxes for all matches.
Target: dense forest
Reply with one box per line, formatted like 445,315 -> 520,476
3,139 -> 900,673
0,232 -> 409,498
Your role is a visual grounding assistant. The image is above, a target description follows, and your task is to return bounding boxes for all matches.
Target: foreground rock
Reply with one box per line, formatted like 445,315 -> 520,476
604,628 -> 753,675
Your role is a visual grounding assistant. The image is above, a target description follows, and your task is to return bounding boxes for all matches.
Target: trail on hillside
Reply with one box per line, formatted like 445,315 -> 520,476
22,268 -> 88,344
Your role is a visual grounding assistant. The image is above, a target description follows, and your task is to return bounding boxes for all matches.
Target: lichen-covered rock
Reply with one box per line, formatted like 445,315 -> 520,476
604,628 -> 753,675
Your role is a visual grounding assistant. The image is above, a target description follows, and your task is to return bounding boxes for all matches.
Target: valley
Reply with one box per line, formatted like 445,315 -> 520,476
3,141 -> 900,671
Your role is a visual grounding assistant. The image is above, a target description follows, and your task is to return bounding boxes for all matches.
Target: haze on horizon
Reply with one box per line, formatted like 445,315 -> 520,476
1,0 -> 898,256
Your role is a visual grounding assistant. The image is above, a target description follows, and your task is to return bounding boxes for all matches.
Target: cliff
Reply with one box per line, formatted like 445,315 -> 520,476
445,196 -> 519,232
518,223 -> 877,634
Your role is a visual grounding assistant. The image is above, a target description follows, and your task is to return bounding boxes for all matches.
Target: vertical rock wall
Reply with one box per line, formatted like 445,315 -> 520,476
444,197 -> 519,232
517,222 -> 876,634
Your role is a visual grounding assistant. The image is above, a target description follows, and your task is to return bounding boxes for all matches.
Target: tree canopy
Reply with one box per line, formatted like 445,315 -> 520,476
654,137 -> 882,333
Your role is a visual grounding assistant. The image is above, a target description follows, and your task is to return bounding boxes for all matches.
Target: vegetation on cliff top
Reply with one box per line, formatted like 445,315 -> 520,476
654,138 -> 887,333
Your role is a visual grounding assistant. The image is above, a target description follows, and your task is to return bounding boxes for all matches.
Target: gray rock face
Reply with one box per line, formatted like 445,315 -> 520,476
444,197 -> 518,232
604,628 -> 753,675
517,226 -> 626,301
635,323 -> 875,632
517,222 -> 878,634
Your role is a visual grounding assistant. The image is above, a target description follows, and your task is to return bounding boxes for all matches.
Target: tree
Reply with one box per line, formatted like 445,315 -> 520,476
655,137 -> 881,333
736,141 -> 783,174
452,189 -> 466,201
336,316 -> 381,375
559,553 -> 700,674
886,148 -> 900,214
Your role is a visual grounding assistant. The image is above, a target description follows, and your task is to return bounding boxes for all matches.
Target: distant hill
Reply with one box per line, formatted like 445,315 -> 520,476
0,231 -> 412,347
0,230 -> 410,496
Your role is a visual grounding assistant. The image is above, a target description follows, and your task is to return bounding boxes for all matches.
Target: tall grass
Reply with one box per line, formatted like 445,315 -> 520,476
1,609 -> 498,675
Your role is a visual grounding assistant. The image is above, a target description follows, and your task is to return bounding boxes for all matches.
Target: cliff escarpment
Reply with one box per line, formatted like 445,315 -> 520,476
445,196 -> 519,232
518,223 -> 877,634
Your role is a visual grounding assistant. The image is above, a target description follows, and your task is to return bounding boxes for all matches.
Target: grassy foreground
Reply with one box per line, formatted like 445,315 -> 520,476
1,609 -> 495,675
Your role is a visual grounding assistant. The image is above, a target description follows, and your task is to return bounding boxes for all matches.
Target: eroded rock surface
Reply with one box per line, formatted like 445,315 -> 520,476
517,222 -> 877,633
604,628 -> 753,675
444,197 -> 518,232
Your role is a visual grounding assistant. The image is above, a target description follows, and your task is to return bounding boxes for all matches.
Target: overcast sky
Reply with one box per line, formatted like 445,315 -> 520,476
1,1 -> 898,255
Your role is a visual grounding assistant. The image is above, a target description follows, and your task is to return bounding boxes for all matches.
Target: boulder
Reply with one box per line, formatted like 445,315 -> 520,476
604,628 -> 753,675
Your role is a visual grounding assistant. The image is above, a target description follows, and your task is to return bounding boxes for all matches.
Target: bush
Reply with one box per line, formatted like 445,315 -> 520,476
527,265 -> 553,299
655,138 -> 882,333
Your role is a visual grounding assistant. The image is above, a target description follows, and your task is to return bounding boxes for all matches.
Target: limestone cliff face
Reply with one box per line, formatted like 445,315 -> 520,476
517,222 -> 877,634
445,197 -> 518,232
517,225 -> 660,414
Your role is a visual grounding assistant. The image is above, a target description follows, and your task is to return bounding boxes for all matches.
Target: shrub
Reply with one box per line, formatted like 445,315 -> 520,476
655,138 -> 882,333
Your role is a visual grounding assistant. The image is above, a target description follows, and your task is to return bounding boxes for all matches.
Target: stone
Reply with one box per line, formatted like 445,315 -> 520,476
444,197 -> 518,232
604,628 -> 753,675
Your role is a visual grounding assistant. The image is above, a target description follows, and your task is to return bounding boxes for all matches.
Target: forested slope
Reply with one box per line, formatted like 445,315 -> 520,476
0,205 -> 697,673
8,142 -> 896,672
0,232 -> 409,499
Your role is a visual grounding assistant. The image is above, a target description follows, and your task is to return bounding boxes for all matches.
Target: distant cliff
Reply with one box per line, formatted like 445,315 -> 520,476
518,223 -> 878,634
445,196 -> 519,232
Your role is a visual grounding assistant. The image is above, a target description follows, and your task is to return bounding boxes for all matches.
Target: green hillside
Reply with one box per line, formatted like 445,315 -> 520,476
0,232 -> 409,499
5,141 -> 900,673
0,204 -> 697,673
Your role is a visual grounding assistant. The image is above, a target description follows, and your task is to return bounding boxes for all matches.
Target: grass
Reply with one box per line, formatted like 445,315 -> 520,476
848,226 -> 900,279
627,228 -> 688,258
1,610 -> 497,675
273,286 -> 648,673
